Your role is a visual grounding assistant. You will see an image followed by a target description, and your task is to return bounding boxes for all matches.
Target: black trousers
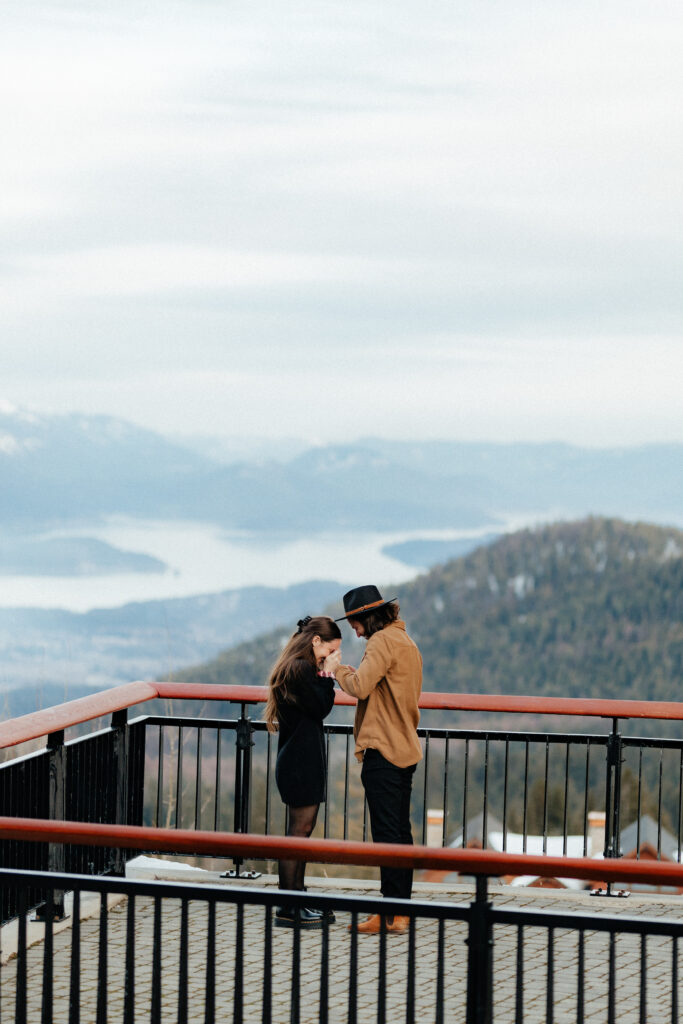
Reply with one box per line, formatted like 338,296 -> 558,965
361,748 -> 417,900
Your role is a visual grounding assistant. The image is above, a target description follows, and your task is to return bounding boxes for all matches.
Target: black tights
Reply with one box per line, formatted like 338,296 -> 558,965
278,803 -> 319,892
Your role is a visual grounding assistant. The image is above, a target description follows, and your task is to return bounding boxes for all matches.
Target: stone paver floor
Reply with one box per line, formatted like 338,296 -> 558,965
2,873 -> 683,1023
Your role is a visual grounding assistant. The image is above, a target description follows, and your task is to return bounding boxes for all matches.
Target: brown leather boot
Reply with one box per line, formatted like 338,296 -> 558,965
386,915 -> 410,934
349,914 -> 410,934
350,913 -> 383,934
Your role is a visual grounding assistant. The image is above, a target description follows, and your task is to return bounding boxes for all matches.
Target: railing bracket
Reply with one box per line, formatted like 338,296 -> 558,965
220,868 -> 262,879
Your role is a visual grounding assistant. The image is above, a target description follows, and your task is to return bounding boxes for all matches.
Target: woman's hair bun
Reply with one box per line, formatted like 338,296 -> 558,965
296,615 -> 312,633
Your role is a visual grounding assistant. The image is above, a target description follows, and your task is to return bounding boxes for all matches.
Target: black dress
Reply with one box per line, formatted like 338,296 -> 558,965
275,660 -> 336,808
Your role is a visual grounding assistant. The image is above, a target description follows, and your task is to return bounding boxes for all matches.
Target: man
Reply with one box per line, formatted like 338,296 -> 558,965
327,584 -> 423,934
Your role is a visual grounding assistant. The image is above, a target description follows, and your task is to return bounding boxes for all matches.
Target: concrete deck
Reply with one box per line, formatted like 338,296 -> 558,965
1,864 -> 682,1022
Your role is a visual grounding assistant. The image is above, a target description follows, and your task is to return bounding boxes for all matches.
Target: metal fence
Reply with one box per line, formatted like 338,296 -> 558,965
5,684 -> 683,899
0,712 -> 146,923
2,825 -> 683,1024
140,692 -> 683,881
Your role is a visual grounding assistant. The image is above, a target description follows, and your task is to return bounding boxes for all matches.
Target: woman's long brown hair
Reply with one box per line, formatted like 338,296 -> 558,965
264,616 -> 341,733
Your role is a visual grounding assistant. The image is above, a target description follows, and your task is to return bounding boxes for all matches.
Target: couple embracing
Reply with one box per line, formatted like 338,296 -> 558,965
264,585 -> 422,933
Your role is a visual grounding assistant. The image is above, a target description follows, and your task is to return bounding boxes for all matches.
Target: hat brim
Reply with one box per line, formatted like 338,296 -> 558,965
335,597 -> 397,622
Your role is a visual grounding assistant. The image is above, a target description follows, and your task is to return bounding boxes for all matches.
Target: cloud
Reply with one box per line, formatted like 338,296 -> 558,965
0,0 -> 681,444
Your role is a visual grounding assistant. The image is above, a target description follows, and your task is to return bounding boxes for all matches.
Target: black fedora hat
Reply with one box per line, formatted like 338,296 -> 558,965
335,585 -> 397,622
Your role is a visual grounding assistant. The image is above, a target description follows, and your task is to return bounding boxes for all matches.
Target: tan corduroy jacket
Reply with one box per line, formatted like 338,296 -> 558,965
334,619 -> 423,768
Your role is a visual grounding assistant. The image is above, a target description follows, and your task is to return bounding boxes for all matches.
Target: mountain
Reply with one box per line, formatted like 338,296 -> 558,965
0,407 -> 492,531
0,579 -> 343,699
0,536 -> 166,576
168,518 -> 683,705
2,405 -> 683,533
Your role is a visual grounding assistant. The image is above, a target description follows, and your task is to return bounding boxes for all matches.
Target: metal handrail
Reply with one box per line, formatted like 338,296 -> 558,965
5,679 -> 683,751
1,815 -> 683,887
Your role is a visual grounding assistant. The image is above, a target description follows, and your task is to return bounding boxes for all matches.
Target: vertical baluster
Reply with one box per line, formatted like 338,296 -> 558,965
319,915 -> 330,1024
678,751 -> 683,863
502,740 -> 510,853
156,725 -> 164,828
577,929 -> 585,1024
546,928 -> 554,1024
343,734 -> 350,840
528,741 -> 532,851
542,740 -> 550,855
406,917 -> 416,1024
195,727 -> 203,831
377,918 -> 387,1024
324,731 -> 331,837
265,731 -> 272,835
214,729 -> 222,832
639,934 -> 647,1024
671,935 -> 678,1024
234,903 -> 244,1024
178,899 -> 189,1024
514,924 -> 524,1024
657,748 -> 664,859
96,892 -> 107,1024
204,902 -> 216,1024
348,914 -> 358,1024
422,733 -> 430,844
40,888 -> 54,1024
291,910 -> 301,1024
69,889 -> 81,1024
176,726 -> 184,829
636,747 -> 643,858
463,739 -> 470,848
607,932 -> 616,1024
15,888 -> 27,1024
582,741 -> 591,857
482,738 -> 490,849
151,896 -> 162,1024
123,893 -> 135,1024
262,906 -> 272,1024
442,736 -> 450,846
435,918 -> 445,1024
563,743 -> 570,857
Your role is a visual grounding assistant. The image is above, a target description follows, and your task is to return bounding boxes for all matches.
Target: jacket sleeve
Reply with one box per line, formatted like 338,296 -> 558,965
287,661 -> 336,720
334,633 -> 392,700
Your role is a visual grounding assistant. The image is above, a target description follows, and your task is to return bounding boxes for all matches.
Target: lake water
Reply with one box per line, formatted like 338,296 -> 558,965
0,516 -> 535,613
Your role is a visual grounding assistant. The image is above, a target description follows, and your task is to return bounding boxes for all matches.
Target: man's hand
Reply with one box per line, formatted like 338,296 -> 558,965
323,649 -> 342,673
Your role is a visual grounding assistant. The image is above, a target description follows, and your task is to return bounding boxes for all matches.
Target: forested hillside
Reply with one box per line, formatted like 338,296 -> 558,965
170,517 -> 683,704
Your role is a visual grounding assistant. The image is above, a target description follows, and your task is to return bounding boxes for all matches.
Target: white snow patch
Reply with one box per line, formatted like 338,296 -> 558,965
509,573 -> 534,598
662,537 -> 682,561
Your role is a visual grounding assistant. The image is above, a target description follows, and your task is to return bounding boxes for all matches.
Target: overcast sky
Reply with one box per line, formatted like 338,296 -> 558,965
1,0 -> 682,447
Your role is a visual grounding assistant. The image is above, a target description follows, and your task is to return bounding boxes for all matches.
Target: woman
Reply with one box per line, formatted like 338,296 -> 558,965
264,614 -> 341,929
327,585 -> 422,935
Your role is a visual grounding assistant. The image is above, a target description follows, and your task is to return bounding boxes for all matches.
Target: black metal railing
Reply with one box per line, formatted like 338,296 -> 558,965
138,706 -> 683,881
6,685 -> 683,894
0,714 -> 146,923
2,851 -> 683,1024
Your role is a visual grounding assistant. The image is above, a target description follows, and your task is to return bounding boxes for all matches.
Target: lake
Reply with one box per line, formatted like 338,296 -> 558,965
0,515 -> 536,612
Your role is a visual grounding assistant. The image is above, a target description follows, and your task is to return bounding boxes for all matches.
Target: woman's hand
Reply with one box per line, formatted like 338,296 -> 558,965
323,649 -> 342,673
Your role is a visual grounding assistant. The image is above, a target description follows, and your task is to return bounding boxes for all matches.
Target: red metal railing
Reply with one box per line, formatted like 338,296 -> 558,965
2,815 -> 683,887
4,680 -> 683,751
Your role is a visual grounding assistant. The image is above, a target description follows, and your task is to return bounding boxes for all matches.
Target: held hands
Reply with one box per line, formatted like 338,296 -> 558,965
323,648 -> 342,673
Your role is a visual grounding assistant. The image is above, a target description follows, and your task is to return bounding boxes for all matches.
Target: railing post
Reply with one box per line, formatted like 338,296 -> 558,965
112,708 -> 129,875
222,703 -> 260,879
593,717 -> 628,897
466,875 -> 493,1024
603,718 -> 623,861
36,730 -> 67,921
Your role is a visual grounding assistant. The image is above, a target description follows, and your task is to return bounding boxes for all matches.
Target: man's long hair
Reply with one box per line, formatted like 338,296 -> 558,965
264,615 -> 341,733
350,601 -> 400,638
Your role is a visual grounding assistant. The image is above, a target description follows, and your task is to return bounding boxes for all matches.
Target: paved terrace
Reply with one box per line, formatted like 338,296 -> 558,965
2,865 -> 683,1023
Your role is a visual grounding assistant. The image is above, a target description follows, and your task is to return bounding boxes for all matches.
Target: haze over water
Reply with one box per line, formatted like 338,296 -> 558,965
0,517 -> 532,613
